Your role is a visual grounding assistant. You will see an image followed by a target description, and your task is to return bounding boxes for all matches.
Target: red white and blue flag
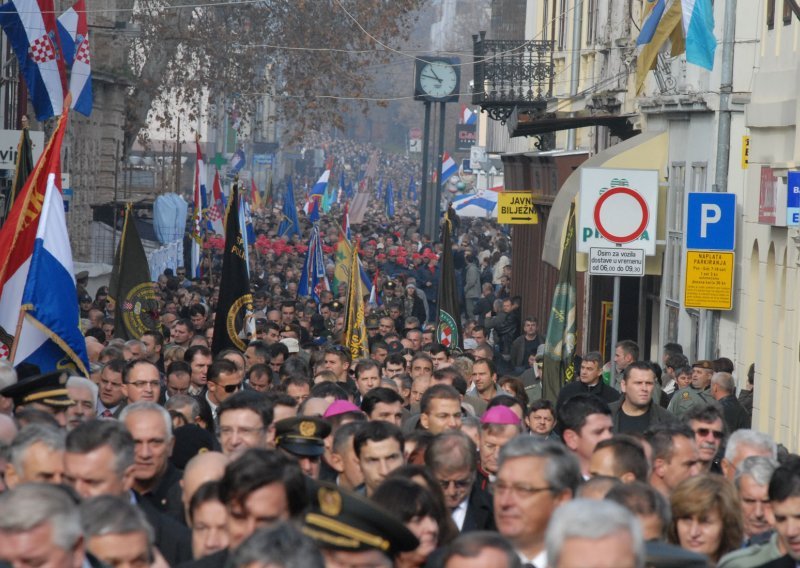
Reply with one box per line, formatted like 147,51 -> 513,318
441,152 -> 458,184
460,104 -> 477,125
0,0 -> 67,120
191,142 -> 207,278
303,168 -> 330,223
207,168 -> 224,235
56,0 -> 92,116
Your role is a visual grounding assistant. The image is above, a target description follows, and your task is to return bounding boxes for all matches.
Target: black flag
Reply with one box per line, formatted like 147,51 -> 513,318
212,181 -> 254,355
109,204 -> 160,339
436,206 -> 462,350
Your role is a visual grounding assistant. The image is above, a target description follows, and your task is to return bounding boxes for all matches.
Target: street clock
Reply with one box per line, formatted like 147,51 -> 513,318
414,57 -> 460,102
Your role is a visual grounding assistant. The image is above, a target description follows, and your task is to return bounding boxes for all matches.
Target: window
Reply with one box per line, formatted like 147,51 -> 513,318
558,0 -> 568,49
767,0 -> 776,29
586,0 -> 596,45
784,0 -> 793,25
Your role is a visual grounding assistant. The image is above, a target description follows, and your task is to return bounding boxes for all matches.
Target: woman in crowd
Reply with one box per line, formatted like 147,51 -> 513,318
668,474 -> 743,564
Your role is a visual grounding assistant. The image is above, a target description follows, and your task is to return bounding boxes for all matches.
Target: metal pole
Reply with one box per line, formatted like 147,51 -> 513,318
434,101 -> 447,241
111,140 -> 120,261
703,0 -> 737,359
566,0 -> 583,151
610,275 -> 620,387
420,101 -> 432,236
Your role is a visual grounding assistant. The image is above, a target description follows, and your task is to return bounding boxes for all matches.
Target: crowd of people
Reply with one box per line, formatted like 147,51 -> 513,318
0,137 -> 787,568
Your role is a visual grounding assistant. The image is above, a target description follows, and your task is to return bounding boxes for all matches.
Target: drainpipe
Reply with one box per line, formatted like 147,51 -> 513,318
566,0 -> 582,151
703,0 -> 737,359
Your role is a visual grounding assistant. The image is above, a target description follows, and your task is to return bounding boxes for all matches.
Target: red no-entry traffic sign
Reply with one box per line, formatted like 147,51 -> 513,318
593,186 -> 650,244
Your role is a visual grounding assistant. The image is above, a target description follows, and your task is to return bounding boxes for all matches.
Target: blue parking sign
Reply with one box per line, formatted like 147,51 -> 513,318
788,171 -> 800,226
686,193 -> 736,251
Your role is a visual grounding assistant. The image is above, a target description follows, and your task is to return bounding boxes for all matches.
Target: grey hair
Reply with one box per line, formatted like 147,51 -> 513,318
66,420 -> 135,476
725,429 -> 777,463
546,499 -> 645,568
497,437 -> 582,496
124,339 -> 145,352
233,523 -> 324,568
735,455 -> 779,489
67,376 -> 98,408
80,495 -> 154,554
461,415 -> 481,431
120,401 -> 173,441
711,372 -> 736,394
10,424 -> 66,472
165,394 -> 201,421
425,431 -> 477,474
0,484 -> 82,550
0,361 -> 16,390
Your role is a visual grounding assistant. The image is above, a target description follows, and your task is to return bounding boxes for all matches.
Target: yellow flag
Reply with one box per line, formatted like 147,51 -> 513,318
343,242 -> 368,361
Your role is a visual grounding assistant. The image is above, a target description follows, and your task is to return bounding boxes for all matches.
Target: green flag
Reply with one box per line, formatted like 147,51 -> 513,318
109,205 -> 160,340
212,182 -> 254,355
542,202 -> 578,402
436,207 -> 462,350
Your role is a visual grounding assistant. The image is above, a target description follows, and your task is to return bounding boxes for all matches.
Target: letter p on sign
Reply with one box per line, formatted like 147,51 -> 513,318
700,204 -> 721,238
686,193 -> 736,251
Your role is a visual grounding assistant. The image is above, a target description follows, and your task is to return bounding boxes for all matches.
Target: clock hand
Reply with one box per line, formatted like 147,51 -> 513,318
429,67 -> 441,81
421,73 -> 442,82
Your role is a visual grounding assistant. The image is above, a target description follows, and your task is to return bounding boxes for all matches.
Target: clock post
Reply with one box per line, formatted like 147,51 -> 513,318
413,56 -> 460,241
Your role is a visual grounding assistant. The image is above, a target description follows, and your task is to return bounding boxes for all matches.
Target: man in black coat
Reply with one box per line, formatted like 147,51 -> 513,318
710,372 -> 751,432
63,419 -> 193,566
556,351 -> 620,413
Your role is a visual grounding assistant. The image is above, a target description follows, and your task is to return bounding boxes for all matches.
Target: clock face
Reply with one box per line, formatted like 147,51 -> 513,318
419,62 -> 458,99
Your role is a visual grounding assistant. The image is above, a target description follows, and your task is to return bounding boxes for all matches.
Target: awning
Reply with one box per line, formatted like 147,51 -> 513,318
542,130 -> 669,270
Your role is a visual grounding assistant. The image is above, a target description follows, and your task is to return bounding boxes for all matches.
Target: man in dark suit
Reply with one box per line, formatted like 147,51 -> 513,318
63,419 -> 193,565
425,431 -> 495,533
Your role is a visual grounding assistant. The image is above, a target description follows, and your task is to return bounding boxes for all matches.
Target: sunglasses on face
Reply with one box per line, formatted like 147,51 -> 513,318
694,427 -> 724,440
222,383 -> 242,393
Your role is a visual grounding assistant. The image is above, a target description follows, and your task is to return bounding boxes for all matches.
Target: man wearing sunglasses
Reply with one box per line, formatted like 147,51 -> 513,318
205,360 -> 243,428
684,404 -> 727,473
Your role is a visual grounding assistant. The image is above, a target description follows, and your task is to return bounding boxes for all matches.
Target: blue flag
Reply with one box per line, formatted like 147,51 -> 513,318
278,177 -> 300,238
409,176 -> 417,201
299,226 -> 329,304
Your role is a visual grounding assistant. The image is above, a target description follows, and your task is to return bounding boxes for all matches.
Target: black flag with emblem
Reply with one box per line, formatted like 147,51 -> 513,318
212,181 -> 254,355
436,206 -> 462,350
109,204 -> 160,340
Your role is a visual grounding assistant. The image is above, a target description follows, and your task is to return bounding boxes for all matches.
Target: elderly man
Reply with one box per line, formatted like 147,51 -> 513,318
0,484 -> 88,567
710,372 -> 751,432
720,429 -> 777,481
181,451 -> 229,522
5,423 -> 66,488
66,376 -> 97,431
80,495 -> 159,567
684,404 -> 726,473
545,499 -> 645,568
63,419 -> 192,565
494,438 -> 582,567
121,402 -> 183,522
736,456 -> 778,546
123,360 -> 162,404
477,406 -> 523,490
426,431 -> 495,533
217,391 -> 275,458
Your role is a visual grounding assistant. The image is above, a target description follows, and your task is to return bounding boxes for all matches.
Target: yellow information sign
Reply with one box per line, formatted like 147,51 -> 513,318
684,251 -> 734,310
498,192 -> 539,224
742,135 -> 750,169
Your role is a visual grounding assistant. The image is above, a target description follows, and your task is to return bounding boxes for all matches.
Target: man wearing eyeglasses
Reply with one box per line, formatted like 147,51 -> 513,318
493,438 -> 581,567
425,431 -> 495,533
124,360 -> 162,404
684,404 -> 727,473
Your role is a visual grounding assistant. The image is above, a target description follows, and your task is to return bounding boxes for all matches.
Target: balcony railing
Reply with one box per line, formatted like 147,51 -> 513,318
472,31 -> 555,124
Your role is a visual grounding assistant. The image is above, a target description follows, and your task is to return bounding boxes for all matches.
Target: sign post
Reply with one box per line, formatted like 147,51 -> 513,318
579,168 -> 659,376
684,193 -> 736,311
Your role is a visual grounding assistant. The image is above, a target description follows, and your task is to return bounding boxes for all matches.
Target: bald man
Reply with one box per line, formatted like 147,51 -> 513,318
180,451 -> 229,523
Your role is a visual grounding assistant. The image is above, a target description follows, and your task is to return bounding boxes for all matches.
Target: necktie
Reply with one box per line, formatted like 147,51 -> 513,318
101,409 -> 113,418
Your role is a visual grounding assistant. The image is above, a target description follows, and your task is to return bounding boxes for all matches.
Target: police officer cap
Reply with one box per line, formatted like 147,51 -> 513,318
0,369 -> 74,408
274,416 -> 331,457
384,281 -> 397,290
365,316 -> 380,330
303,481 -> 419,556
